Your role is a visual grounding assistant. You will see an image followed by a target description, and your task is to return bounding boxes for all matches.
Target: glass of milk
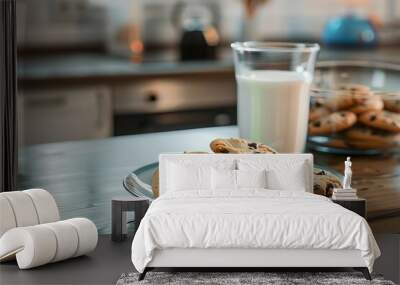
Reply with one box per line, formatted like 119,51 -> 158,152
231,42 -> 320,153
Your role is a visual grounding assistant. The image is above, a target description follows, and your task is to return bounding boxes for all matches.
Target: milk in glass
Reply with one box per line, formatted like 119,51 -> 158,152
236,70 -> 311,153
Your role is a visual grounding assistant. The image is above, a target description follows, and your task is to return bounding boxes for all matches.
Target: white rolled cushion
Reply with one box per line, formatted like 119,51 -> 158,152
236,169 -> 267,189
0,191 -> 39,227
73,218 -> 98,256
64,218 -> 98,257
0,218 -> 97,269
23,189 -> 60,224
42,221 -> 79,262
0,196 -> 17,237
0,189 -> 60,239
0,226 -> 57,269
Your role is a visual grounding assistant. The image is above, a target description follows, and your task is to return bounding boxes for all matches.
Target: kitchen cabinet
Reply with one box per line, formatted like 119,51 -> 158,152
112,75 -> 236,134
19,86 -> 112,145
18,69 -> 237,141
113,76 -> 235,114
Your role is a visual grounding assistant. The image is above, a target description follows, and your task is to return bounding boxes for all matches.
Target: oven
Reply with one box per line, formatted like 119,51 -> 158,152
112,74 -> 237,135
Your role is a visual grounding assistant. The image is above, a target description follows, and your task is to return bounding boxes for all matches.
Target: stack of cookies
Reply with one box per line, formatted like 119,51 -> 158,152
308,84 -> 400,150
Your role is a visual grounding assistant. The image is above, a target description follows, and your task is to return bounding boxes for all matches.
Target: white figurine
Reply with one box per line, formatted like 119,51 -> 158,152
343,157 -> 352,189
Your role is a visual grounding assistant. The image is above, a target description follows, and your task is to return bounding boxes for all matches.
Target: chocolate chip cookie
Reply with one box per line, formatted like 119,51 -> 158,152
325,91 -> 355,110
345,127 -> 400,149
349,95 -> 383,114
308,111 -> 357,135
324,84 -> 374,111
313,168 -> 342,197
338,83 -> 370,93
359,110 -> 400,133
309,107 -> 331,121
210,138 -> 277,154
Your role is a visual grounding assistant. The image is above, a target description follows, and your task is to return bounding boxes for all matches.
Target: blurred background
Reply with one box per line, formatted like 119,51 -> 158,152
16,0 -> 400,145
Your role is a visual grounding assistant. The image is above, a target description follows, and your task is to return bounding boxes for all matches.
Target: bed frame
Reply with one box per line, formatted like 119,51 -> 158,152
138,248 -> 371,280
137,154 -> 372,281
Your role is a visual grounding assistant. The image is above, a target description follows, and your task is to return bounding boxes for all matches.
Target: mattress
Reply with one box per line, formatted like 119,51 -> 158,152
131,190 -> 380,273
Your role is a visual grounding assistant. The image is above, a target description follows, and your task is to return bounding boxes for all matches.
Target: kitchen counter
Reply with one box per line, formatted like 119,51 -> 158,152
18,54 -> 233,83
18,126 -> 400,234
18,47 -> 400,87
18,127 -> 237,234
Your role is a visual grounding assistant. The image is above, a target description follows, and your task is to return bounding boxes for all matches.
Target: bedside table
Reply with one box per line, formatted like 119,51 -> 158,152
111,196 -> 150,242
331,198 -> 366,218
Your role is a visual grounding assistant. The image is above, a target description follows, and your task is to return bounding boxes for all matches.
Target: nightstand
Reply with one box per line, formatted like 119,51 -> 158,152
111,196 -> 150,242
331,198 -> 366,218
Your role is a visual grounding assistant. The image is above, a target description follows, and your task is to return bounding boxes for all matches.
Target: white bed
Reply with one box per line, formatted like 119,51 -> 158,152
131,154 -> 380,280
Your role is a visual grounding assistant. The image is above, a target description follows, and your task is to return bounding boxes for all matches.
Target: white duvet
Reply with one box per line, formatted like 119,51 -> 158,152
131,190 -> 380,273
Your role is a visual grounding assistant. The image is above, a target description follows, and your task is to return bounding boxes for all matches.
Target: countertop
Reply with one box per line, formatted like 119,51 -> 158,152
18,47 -> 400,86
18,126 -> 400,234
18,127 -> 237,234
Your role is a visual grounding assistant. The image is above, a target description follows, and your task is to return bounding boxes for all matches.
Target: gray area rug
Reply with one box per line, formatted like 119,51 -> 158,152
116,272 -> 395,285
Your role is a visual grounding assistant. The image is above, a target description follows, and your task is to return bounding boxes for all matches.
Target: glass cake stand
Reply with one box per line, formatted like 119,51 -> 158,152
308,61 -> 400,155
123,162 -> 158,200
123,161 -> 343,199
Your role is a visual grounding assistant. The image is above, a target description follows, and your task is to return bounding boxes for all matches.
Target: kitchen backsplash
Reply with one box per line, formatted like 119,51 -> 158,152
17,0 -> 400,48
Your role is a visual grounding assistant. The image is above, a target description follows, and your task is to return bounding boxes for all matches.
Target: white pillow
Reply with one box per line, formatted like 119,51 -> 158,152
211,169 -> 268,190
267,162 -> 308,191
167,162 -> 211,191
236,169 -> 267,189
211,169 -> 236,190
237,158 -> 311,192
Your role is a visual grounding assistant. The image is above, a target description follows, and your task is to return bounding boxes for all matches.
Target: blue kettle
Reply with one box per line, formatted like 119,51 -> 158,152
322,14 -> 378,47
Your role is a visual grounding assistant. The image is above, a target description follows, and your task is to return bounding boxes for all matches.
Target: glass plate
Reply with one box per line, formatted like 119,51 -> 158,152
123,162 -> 343,199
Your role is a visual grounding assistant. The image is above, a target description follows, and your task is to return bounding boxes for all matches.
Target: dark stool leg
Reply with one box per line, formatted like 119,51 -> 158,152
111,201 -> 123,242
112,197 -> 149,242
354,267 -> 372,280
138,268 -> 148,281
112,200 -> 127,242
